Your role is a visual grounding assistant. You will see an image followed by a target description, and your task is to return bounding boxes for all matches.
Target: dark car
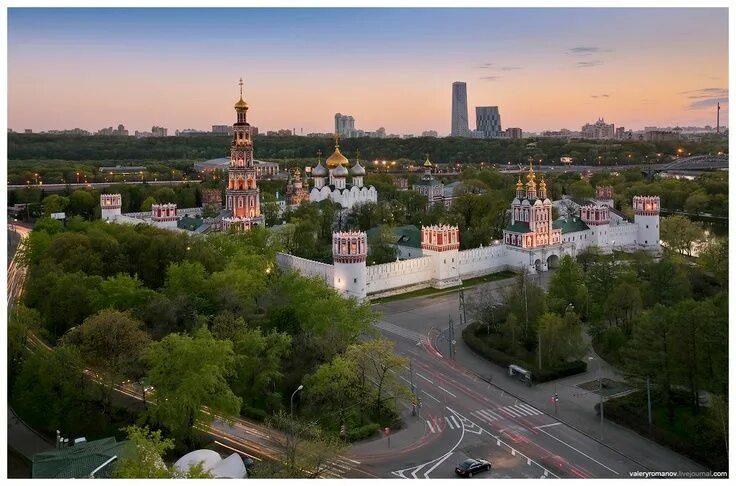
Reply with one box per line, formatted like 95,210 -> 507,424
455,458 -> 492,477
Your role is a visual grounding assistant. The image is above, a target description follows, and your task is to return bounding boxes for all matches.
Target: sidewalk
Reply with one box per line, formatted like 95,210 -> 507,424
8,407 -> 54,460
348,401 -> 434,462
447,332 -> 706,472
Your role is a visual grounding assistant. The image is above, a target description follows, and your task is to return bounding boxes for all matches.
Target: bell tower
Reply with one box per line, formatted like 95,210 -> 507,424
225,78 -> 263,230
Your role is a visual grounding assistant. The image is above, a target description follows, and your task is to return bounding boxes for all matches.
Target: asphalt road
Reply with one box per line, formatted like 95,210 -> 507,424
358,275 -> 689,479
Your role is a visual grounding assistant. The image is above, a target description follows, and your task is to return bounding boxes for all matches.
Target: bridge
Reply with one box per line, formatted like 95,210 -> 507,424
658,154 -> 728,172
7,179 -> 201,193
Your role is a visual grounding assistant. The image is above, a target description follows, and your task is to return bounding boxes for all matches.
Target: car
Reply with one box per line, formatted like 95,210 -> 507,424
455,458 -> 492,477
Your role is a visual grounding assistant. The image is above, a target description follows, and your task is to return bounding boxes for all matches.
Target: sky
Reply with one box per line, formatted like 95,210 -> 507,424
7,7 -> 729,134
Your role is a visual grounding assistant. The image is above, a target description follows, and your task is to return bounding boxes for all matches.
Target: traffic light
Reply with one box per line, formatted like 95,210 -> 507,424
554,393 -> 559,402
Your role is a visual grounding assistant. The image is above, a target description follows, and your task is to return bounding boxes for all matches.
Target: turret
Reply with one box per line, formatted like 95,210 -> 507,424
332,231 -> 367,299
100,193 -> 122,221
633,195 -> 660,249
151,203 -> 178,229
525,163 -> 537,199
421,225 -> 461,289
515,176 -> 524,199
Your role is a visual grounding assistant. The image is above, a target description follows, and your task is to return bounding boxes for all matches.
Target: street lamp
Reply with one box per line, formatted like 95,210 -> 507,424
290,384 -> 303,425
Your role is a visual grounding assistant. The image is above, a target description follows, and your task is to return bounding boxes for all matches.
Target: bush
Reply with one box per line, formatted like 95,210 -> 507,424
346,423 -> 380,442
242,406 -> 268,422
462,322 -> 587,384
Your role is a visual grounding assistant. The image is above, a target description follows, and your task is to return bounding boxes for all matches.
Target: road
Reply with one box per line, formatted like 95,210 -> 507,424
358,274 -> 704,478
7,179 -> 200,193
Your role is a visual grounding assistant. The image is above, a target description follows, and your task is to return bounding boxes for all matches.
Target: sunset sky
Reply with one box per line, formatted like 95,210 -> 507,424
7,7 -> 729,134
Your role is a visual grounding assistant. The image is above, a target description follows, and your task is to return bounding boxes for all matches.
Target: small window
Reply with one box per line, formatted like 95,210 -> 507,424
646,225 -> 649,229
354,278 -> 357,283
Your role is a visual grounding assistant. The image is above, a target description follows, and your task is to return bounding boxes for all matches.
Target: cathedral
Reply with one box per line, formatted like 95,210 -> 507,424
309,138 -> 378,209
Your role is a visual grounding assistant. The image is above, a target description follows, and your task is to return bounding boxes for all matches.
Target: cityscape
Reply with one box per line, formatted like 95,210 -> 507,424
4,4 -> 731,482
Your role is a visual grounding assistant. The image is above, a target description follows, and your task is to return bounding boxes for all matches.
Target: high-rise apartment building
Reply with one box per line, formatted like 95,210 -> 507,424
581,118 -> 615,139
506,127 -> 522,139
476,106 -> 502,138
451,82 -> 469,137
334,113 -> 355,137
152,126 -> 168,137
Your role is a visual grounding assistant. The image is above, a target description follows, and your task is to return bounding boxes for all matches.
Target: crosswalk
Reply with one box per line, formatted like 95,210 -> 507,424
471,403 -> 543,423
373,320 -> 424,343
425,403 -> 544,434
319,456 -> 361,478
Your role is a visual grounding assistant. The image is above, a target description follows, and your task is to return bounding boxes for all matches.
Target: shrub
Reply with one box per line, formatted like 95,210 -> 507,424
346,423 -> 380,442
462,322 -> 587,384
242,406 -> 267,422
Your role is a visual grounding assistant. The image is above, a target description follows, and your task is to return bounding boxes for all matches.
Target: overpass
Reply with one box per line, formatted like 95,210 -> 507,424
7,179 -> 201,193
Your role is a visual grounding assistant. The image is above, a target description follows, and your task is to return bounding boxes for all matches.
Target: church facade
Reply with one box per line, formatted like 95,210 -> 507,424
309,140 -> 378,209
277,165 -> 660,300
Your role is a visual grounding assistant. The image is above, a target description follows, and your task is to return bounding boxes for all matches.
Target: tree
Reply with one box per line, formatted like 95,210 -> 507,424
113,426 -> 174,479
163,260 -> 214,315
698,236 -> 727,287
368,225 -> 398,265
91,273 -> 157,313
140,196 -> 156,212
152,187 -> 177,203
660,215 -> 703,256
12,346 -> 92,436
42,194 -> 69,216
68,190 -> 97,219
684,192 -> 709,214
603,280 -> 642,336
537,311 -> 585,367
345,339 -> 410,421
8,305 -> 38,390
61,309 -> 151,413
144,328 -> 241,445
546,255 -> 588,315
304,354 -> 360,429
113,425 -> 213,479
501,271 -> 546,348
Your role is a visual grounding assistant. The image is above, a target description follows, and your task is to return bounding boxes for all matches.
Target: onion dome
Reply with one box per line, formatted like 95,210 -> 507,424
350,161 -> 366,176
538,175 -> 547,191
312,161 -> 328,177
332,162 -> 349,178
326,135 -> 349,169
516,175 -> 523,189
234,97 -> 248,110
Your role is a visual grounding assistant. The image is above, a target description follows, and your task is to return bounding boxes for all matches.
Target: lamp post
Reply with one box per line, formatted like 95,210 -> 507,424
289,384 -> 304,467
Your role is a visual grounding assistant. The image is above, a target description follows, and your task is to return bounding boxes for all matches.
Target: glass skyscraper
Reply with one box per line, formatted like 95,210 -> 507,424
451,82 -> 469,137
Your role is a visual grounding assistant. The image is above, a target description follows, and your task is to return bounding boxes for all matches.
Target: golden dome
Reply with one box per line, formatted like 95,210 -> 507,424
424,156 -> 433,168
234,97 -> 248,110
516,175 -> 523,189
526,163 -> 536,182
538,175 -> 547,189
326,137 -> 349,168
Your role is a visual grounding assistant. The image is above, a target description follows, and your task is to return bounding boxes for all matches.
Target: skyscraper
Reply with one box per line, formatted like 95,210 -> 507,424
451,82 -> 469,137
475,106 -> 502,138
334,113 -> 355,137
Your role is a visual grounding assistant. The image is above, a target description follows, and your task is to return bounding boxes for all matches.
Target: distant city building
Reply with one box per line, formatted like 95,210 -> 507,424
540,129 -> 574,138
644,130 -> 680,141
175,128 -> 208,136
99,165 -> 147,175
421,130 -> 439,138
152,126 -> 168,137
335,113 -> 356,137
24,129 -> 33,134
615,126 -> 626,139
451,81 -> 470,137
212,125 -> 234,135
96,124 -> 129,136
266,129 -> 293,136
581,118 -> 615,139
44,128 -> 91,135
506,127 -> 523,139
476,106 -> 502,138
194,157 -> 278,177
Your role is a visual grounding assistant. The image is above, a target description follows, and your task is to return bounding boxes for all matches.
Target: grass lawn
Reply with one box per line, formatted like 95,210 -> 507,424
370,270 -> 516,304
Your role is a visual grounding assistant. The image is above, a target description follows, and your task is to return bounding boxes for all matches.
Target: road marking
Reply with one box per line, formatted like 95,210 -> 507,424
516,403 -> 542,415
399,375 -> 412,385
501,406 -> 521,418
427,420 -> 436,434
445,416 -> 455,429
450,415 -> 461,428
473,409 -> 502,422
422,390 -> 440,403
535,422 -> 562,429
416,372 -> 434,384
536,427 -> 619,475
438,385 -> 456,398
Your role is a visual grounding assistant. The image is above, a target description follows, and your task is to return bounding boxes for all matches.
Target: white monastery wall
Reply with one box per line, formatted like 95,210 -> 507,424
276,252 -> 334,284
607,223 -> 638,246
457,243 -> 509,279
365,256 -> 433,295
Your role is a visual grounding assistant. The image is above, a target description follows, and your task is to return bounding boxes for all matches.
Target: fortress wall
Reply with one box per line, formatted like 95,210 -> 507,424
366,256 -> 433,295
276,252 -> 334,284
457,243 -> 508,279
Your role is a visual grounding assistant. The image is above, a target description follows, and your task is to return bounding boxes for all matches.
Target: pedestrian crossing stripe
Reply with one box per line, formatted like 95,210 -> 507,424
471,404 -> 542,423
319,457 -> 361,478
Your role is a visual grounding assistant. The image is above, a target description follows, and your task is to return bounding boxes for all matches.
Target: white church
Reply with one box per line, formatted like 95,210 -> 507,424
308,138 -> 378,209
277,165 -> 661,300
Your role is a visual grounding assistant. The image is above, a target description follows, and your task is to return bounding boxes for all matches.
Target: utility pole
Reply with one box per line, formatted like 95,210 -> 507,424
448,315 -> 456,359
717,102 -> 721,134
598,363 -> 604,440
409,359 -> 417,416
458,287 -> 466,328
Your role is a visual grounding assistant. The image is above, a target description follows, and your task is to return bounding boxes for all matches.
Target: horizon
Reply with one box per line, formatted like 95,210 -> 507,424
8,7 -> 729,134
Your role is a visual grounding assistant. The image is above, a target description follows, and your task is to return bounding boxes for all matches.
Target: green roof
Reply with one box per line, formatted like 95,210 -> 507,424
177,216 -> 205,231
504,221 -> 533,234
33,437 -> 130,478
553,216 -> 590,234
414,179 -> 443,187
366,224 -> 422,249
